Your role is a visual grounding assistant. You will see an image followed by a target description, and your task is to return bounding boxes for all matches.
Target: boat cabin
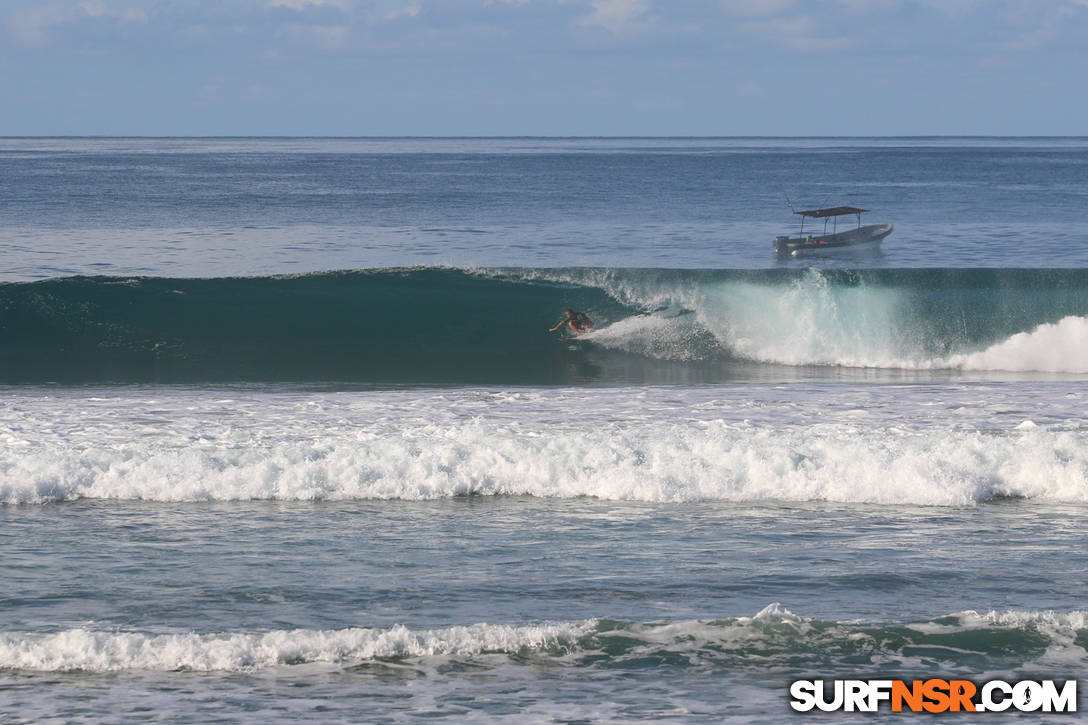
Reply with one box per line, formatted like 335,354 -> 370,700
793,206 -> 869,240
774,204 -> 893,256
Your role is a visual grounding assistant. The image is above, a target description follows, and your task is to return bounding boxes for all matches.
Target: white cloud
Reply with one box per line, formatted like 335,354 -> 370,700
382,3 -> 422,21
1003,3 -> 1077,51
7,6 -> 68,45
720,0 -> 794,18
6,1 -> 146,47
268,0 -> 349,10
278,22 -> 350,49
833,0 -> 897,12
739,14 -> 851,52
579,0 -> 653,35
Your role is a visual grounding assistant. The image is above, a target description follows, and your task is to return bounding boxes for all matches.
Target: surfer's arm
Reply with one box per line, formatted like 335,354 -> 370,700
549,320 -> 566,332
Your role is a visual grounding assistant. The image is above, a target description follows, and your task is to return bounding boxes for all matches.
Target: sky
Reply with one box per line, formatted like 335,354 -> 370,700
2,0 -> 1087,136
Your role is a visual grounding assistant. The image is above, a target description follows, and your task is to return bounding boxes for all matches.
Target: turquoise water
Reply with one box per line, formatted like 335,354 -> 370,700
1,268 -> 1086,383
0,138 -> 1086,722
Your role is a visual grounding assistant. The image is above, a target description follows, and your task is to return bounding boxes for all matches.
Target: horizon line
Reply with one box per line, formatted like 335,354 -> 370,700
3,134 -> 1088,140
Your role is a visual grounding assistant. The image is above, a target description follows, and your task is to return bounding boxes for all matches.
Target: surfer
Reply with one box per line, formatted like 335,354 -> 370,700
550,308 -> 593,336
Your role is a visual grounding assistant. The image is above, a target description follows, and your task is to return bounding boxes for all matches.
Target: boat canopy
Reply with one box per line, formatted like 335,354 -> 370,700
793,206 -> 868,218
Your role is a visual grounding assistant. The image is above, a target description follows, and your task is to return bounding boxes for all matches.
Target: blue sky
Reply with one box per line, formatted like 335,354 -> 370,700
2,0 -> 1087,135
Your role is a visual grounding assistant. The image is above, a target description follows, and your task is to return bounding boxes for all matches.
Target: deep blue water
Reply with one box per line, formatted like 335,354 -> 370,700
0,138 -> 1086,723
1,137 -> 1087,277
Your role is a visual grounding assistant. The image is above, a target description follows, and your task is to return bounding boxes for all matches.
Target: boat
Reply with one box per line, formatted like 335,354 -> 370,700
774,205 -> 892,256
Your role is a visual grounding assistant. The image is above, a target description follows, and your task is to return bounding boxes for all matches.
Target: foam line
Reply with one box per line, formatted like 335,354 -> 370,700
3,422 -> 1085,505
3,608 -> 1084,673
0,622 -> 593,672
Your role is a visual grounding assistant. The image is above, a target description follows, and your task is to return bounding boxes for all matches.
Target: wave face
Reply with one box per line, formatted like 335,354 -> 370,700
1,268 -> 1085,383
2,606 -> 1084,674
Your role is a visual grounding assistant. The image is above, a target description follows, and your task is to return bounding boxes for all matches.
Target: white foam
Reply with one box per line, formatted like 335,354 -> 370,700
946,316 -> 1088,373
916,609 -> 1088,673
954,609 -> 1088,631
0,621 -> 594,673
2,387 -> 1084,506
522,269 -> 1088,373
3,607 -> 1084,674
2,417 -> 1085,506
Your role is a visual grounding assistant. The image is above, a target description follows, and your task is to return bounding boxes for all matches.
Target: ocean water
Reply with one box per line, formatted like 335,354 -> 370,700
1,137 -> 1087,722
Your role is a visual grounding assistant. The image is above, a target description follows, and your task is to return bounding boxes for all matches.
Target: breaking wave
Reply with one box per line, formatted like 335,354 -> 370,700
3,417 -> 1085,506
2,606 -> 1084,674
0,267 -> 1085,383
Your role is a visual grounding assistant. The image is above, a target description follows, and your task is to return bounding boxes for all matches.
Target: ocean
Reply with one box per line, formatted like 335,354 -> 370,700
0,137 -> 1086,722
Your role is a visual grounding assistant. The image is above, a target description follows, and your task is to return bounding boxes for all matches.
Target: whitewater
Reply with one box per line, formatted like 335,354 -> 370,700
1,385 -> 1086,506
2,137 -> 1087,722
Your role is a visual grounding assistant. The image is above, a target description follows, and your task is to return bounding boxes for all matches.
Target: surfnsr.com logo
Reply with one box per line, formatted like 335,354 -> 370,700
789,679 -> 1077,713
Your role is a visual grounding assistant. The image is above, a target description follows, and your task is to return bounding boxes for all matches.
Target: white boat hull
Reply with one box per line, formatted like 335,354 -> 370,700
775,223 -> 893,256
